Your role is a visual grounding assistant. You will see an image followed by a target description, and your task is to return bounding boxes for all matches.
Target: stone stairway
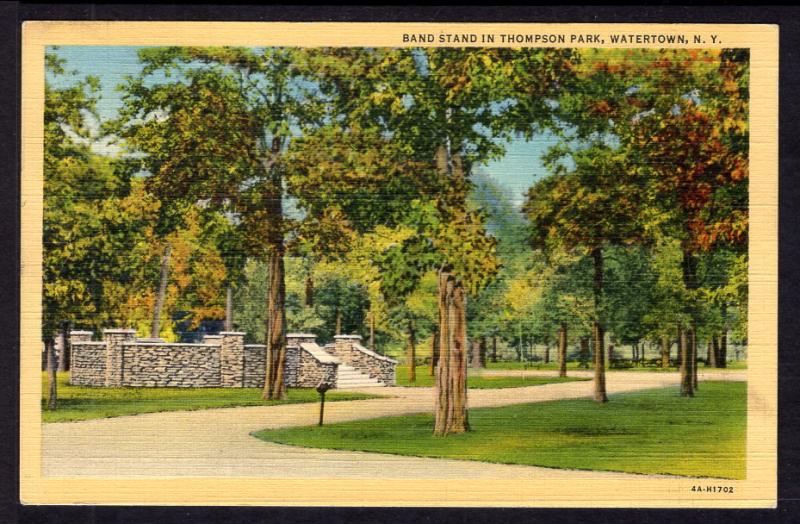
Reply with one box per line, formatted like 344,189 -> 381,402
336,363 -> 384,388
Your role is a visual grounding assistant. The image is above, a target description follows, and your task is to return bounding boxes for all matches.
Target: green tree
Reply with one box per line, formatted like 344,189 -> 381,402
116,47 -> 331,399
525,143 -> 648,403
363,48 -> 574,434
43,51 -> 159,406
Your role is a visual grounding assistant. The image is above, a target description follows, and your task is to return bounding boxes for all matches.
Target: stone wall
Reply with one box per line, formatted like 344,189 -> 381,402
69,330 -> 106,386
285,334 -> 339,388
243,344 -> 266,388
121,342 -> 221,387
295,345 -> 338,388
331,335 -> 397,386
219,332 -> 246,387
67,330 -> 379,389
68,329 -> 245,388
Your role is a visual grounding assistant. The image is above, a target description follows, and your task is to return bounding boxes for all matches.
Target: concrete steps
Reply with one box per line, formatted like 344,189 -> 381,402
336,364 -> 384,388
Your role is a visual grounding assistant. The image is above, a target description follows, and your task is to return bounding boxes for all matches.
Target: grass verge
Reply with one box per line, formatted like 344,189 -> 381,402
484,361 -> 747,372
42,372 -> 381,423
254,381 -> 746,479
395,366 -> 589,388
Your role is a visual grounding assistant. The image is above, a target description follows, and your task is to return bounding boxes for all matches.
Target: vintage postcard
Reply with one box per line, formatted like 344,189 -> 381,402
20,22 -> 777,507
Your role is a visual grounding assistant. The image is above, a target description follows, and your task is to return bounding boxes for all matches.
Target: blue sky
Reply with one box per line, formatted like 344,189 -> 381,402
49,45 -> 557,206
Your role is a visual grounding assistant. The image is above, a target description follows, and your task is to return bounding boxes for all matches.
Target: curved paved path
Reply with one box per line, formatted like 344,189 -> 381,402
42,371 -> 745,479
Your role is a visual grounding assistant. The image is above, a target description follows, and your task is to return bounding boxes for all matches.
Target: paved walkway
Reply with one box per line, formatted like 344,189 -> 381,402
42,371 -> 745,479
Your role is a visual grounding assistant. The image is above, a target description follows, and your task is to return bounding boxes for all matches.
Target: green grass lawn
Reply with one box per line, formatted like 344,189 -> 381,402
395,365 -> 589,388
254,381 -> 746,479
484,360 -> 747,372
42,372 -> 381,423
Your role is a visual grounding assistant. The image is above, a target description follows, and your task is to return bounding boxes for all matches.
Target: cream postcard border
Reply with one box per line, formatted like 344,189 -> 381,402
20,22 -> 778,507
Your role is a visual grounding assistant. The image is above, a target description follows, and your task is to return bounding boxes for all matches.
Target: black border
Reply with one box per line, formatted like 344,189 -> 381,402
3,4 -> 799,523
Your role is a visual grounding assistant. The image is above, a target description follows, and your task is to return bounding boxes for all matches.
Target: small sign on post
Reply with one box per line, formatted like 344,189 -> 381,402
316,382 -> 332,426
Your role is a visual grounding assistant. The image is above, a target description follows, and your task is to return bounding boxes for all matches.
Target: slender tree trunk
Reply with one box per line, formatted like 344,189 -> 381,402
369,310 -> 376,350
558,322 -> 568,377
713,336 -> 721,368
591,247 -> 608,403
264,248 -> 287,400
679,326 -> 694,397
56,325 -> 69,372
608,344 -> 614,365
262,138 -> 288,401
305,274 -> 314,307
680,248 -> 698,396
593,323 -> 607,402
691,323 -> 699,390
477,336 -> 487,368
150,243 -> 172,339
224,285 -> 234,331
407,320 -> 417,383
661,336 -> 670,368
434,268 -> 469,436
491,335 -> 497,363
334,306 -> 342,336
719,330 -> 728,368
544,339 -> 550,364
45,338 -> 57,410
430,326 -> 439,376
707,339 -> 715,368
580,337 -> 590,369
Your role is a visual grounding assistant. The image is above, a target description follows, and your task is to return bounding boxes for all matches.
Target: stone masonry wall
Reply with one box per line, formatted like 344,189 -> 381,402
69,330 -> 107,386
243,344 -> 266,388
285,334 -> 339,388
104,329 -> 137,386
121,342 -> 221,387
219,332 -> 245,387
67,330 -> 368,389
295,348 -> 338,388
331,335 -> 397,385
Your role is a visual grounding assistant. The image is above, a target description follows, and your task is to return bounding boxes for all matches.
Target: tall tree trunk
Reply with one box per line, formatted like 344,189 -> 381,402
262,138 -> 288,401
679,325 -> 694,397
719,329 -> 728,368
56,324 -> 69,372
335,306 -> 342,336
607,344 -> 614,365
407,320 -> 416,383
469,340 -> 478,368
304,274 -> 314,307
434,268 -> 469,436
680,248 -> 698,396
430,326 -> 439,376
224,285 -> 234,331
593,323 -> 607,402
713,336 -> 721,368
369,310 -> 376,350
580,337 -> 590,369
558,322 -> 568,377
544,338 -> 550,364
264,248 -> 287,400
591,247 -> 608,403
477,336 -> 487,369
661,336 -> 671,368
691,323 -> 698,390
150,243 -> 172,339
707,339 -> 716,368
45,338 -> 57,410
491,335 -> 497,363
